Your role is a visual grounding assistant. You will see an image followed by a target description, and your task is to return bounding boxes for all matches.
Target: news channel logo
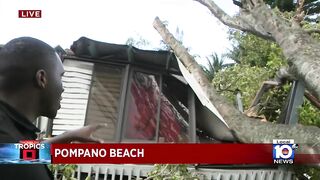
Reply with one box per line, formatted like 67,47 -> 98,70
273,139 -> 298,164
0,140 -> 51,164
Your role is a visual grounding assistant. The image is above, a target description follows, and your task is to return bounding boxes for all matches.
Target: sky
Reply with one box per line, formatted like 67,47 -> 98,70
0,0 -> 238,65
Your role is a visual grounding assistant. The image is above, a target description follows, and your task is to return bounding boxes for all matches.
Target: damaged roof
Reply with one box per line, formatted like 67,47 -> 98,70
69,37 -> 181,75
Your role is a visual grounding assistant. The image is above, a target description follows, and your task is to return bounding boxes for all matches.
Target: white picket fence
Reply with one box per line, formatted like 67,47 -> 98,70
54,164 -> 294,180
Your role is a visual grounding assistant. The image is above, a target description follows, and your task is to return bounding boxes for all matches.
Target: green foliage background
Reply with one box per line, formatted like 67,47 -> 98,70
147,164 -> 200,180
211,29 -> 320,126
207,18 -> 320,179
48,164 -> 77,180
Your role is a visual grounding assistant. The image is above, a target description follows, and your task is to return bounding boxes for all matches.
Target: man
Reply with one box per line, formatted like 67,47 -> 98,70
0,37 -> 106,179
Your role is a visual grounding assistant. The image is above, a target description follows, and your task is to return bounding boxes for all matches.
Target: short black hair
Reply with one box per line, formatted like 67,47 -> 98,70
0,37 -> 57,91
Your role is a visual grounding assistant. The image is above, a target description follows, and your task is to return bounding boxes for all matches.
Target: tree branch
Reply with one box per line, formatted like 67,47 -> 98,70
196,0 -> 320,101
153,17 -> 320,155
248,5 -> 320,101
305,91 -> 320,110
305,28 -> 320,34
293,0 -> 306,26
194,0 -> 274,41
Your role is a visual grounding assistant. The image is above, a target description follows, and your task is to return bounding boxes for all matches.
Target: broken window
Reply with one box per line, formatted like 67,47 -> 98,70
123,71 -> 160,141
159,75 -> 189,142
51,58 -> 194,143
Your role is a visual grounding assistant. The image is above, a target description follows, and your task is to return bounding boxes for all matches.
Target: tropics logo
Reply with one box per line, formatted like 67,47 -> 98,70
15,140 -> 45,160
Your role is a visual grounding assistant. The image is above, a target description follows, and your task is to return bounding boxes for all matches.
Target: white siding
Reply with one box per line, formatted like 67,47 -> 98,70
52,60 -> 93,136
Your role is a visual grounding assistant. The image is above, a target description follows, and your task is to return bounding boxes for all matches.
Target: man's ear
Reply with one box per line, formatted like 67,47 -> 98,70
35,69 -> 47,89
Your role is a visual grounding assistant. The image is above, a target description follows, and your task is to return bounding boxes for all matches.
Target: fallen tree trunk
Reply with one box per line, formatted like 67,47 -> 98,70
153,17 -> 320,153
195,0 -> 320,105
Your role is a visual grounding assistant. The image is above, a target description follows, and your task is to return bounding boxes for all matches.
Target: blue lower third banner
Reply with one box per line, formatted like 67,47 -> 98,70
0,141 -> 51,164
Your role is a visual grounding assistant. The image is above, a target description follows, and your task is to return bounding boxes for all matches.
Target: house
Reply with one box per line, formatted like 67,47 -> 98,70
38,37 -> 294,179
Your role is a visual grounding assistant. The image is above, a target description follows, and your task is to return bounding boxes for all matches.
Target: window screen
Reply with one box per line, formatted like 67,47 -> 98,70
85,65 -> 124,142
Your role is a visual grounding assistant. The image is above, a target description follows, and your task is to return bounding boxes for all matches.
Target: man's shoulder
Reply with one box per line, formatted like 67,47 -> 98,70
0,109 -> 19,143
0,164 -> 53,180
0,123 -> 16,142
0,105 -> 12,124
0,107 -> 14,126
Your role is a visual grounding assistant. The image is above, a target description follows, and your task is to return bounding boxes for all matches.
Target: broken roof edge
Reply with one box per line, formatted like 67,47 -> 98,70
176,57 -> 231,129
67,37 -> 181,74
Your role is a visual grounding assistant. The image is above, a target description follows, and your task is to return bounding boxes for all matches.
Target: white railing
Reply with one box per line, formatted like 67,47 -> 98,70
55,164 -> 294,180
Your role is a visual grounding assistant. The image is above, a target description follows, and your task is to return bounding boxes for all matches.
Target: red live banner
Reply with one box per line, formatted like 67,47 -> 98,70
51,144 -> 320,164
18,10 -> 42,18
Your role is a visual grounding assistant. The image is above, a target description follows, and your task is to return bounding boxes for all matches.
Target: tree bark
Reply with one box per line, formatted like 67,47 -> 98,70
153,17 -> 320,154
195,0 -> 320,105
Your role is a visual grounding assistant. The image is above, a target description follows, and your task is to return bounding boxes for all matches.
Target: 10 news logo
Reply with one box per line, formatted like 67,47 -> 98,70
273,139 -> 298,164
